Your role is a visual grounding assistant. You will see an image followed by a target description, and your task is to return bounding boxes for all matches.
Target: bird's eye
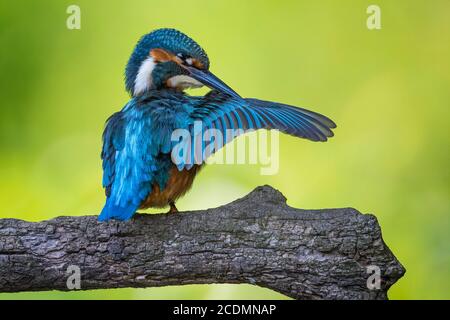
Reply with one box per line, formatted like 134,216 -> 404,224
176,53 -> 193,66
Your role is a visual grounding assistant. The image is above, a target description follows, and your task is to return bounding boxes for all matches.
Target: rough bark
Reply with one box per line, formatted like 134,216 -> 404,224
0,185 -> 405,299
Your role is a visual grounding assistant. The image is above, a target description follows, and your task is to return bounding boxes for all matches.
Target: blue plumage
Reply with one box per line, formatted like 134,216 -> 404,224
99,29 -> 336,221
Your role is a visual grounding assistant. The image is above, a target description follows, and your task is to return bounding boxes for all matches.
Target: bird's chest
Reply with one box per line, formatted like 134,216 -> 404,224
141,164 -> 201,208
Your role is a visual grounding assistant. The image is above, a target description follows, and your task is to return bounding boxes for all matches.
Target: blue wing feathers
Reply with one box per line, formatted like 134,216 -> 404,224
184,93 -> 337,169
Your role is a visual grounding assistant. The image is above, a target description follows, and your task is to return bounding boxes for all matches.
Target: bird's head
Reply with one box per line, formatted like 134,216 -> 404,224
125,28 -> 239,98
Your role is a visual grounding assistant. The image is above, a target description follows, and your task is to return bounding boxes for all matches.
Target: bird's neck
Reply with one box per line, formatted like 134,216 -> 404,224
133,87 -> 186,102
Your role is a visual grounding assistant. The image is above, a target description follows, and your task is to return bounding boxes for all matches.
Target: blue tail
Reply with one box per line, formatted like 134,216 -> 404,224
98,198 -> 139,221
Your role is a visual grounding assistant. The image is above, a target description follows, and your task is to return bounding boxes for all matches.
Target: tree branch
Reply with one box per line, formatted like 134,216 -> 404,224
0,185 -> 404,299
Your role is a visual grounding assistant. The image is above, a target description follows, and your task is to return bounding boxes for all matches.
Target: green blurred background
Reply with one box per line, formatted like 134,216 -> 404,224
0,0 -> 448,299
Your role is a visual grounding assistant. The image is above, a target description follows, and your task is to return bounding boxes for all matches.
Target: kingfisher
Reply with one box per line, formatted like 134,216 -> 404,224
99,28 -> 336,221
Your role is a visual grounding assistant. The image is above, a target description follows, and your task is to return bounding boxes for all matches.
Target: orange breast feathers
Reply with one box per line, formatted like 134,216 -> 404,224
140,165 -> 202,209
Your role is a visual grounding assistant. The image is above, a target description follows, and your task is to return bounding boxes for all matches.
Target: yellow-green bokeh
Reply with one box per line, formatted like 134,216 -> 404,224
0,0 -> 448,299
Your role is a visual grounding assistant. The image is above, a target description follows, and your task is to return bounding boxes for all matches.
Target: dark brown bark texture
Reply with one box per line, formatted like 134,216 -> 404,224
0,185 -> 405,299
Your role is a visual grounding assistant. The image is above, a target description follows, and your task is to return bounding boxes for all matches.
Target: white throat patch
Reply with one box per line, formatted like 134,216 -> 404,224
167,75 -> 203,90
134,57 -> 156,96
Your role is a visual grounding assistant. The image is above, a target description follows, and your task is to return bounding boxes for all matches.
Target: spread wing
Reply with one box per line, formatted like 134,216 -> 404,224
173,91 -> 336,170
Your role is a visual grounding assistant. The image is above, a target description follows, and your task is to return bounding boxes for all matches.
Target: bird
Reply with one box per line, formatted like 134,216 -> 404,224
98,28 -> 336,221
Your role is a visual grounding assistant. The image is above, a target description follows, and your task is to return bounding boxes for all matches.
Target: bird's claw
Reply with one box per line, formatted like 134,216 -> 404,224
168,202 -> 178,214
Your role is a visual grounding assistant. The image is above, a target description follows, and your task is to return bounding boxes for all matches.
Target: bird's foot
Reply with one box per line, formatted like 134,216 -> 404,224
168,201 -> 178,214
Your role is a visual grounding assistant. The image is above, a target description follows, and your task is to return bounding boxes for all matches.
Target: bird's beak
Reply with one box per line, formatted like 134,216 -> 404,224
184,66 -> 241,99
